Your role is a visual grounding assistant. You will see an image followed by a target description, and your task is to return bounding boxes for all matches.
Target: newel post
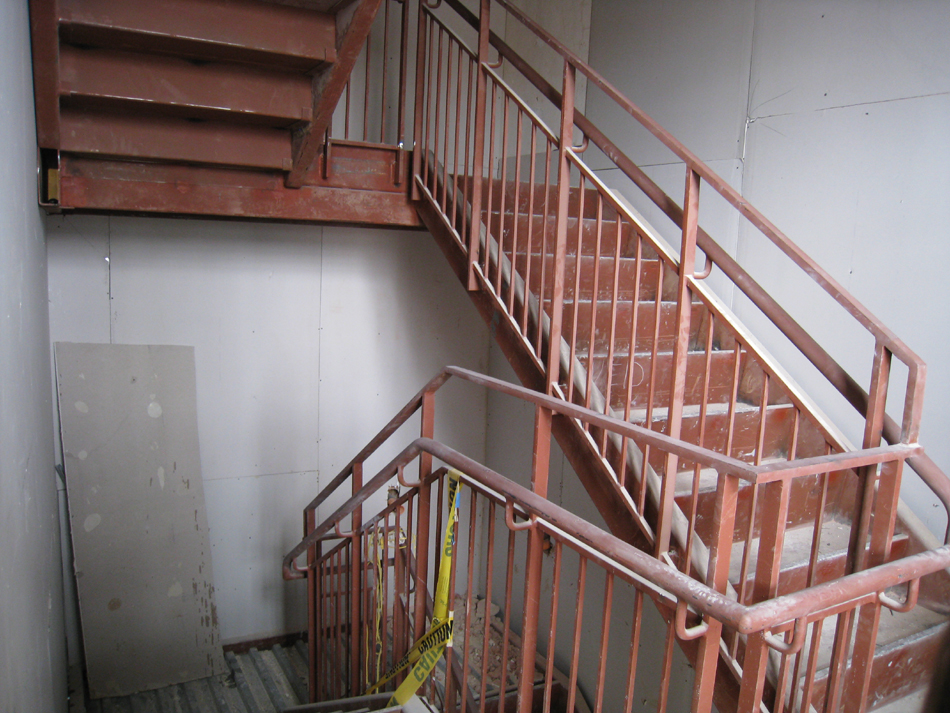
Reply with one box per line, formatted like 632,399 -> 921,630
839,342 -> 903,713
657,166 -> 700,557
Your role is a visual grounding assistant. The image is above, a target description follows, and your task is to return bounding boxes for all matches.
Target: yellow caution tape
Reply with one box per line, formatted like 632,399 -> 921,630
366,469 -> 463,705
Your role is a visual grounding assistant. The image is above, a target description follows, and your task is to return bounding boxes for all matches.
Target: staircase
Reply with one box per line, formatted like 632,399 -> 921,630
28,0 -> 950,711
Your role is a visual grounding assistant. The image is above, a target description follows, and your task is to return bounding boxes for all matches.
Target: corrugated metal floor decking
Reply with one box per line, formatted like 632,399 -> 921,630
86,641 -> 310,713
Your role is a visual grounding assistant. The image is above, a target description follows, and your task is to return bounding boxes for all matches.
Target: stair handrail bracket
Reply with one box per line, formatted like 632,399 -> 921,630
283,367 -> 950,712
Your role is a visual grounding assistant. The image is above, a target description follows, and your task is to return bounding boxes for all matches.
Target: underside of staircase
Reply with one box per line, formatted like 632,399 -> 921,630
29,1 -> 950,712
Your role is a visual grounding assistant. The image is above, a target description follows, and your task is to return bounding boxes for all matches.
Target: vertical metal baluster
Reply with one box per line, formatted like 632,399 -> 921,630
601,212 -> 623,454
737,478 -> 791,713
333,550 -> 346,698
655,617 -> 676,712
565,557 -> 587,713
393,500 -> 405,688
621,588 -> 644,713
430,25 -> 443,196
363,531 -> 372,691
445,495 -> 461,713
371,523 -> 380,686
456,53 -> 475,244
546,57 -> 576,398
584,185 -> 601,415
495,95 -> 511,298
535,140 -> 553,355
657,167 -> 700,558
363,18 -> 372,142
508,110 -> 524,316
439,33 -> 453,211
691,470 -> 739,713
422,16 -> 436,189
345,79 -> 351,140
499,527 -> 517,697
542,540 -> 563,713
482,80 -> 497,279
639,260 -> 665,515
620,234 -> 644,496
478,501 -> 497,713
382,516 -> 391,680
397,0 -> 411,172
644,260 -> 665,438
315,552 -> 324,699
460,491 -> 479,713
307,511 -> 318,702
379,0 -> 389,144
566,169 -> 584,403
797,619 -> 824,712
593,573 -> 614,713
684,313 -> 716,577
465,0 -> 491,287
410,4 -> 428,199
448,41 -> 463,220
520,126 -> 538,337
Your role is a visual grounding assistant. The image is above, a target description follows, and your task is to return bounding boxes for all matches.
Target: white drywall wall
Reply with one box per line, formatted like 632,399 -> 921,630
0,0 -> 67,710
587,0 -> 950,537
47,217 -> 489,645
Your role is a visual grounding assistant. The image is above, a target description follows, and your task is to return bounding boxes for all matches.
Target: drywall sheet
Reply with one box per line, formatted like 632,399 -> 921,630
55,343 -> 225,698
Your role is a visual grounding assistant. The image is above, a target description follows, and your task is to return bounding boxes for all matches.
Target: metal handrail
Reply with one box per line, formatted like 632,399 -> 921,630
438,0 -> 931,463
285,432 -> 950,639
287,365 -> 950,578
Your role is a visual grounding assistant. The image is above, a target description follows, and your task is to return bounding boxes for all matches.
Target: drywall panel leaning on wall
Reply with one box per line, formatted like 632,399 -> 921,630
55,343 -> 226,698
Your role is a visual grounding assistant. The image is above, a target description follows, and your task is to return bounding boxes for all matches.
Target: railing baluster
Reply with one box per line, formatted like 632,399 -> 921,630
565,557 -> 587,713
547,58 -> 575,395
508,111 -> 524,316
737,477 -> 791,712
690,471 -> 739,713
621,588 -> 644,713
478,500 -> 496,713
657,167 -> 700,557
520,127 -> 538,336
542,540 -> 563,713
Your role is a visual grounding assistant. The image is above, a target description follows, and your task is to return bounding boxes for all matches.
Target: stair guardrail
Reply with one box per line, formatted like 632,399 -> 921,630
284,366 -> 950,713
404,3 -> 950,709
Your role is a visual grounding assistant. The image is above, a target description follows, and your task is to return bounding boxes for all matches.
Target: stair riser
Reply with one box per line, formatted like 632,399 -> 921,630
636,403 -> 828,468
733,535 -> 910,598
585,349 -> 740,411
562,300 -> 708,355
684,470 -> 857,548
478,178 -> 615,220
512,252 -> 677,303
485,211 -> 642,258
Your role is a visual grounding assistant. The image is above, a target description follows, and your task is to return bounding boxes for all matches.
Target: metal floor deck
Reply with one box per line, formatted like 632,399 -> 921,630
81,641 -> 310,713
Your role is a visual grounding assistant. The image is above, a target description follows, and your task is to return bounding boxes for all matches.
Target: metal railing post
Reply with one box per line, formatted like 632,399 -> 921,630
516,404 -> 552,713
410,0 -> 430,200
413,389 -> 435,641
841,343 -> 898,713
657,166 -> 700,557
737,477 -> 791,712
306,508 -> 318,702
349,461 -> 363,696
546,58 -> 575,395
463,0 -> 491,290
689,471 -> 739,713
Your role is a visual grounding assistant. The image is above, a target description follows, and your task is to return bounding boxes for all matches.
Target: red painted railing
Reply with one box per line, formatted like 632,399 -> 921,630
285,1 -> 950,710
283,367 -> 950,713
